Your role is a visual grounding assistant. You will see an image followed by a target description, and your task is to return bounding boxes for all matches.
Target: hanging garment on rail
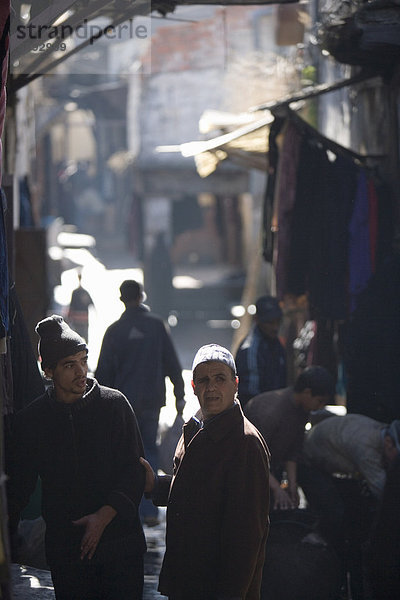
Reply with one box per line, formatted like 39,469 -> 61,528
274,120 -> 303,300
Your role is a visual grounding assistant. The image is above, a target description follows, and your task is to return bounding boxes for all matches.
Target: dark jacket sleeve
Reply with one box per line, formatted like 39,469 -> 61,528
218,434 -> 270,597
150,474 -> 172,507
105,394 -> 145,520
95,328 -> 117,389
6,412 -> 39,535
162,324 -> 185,403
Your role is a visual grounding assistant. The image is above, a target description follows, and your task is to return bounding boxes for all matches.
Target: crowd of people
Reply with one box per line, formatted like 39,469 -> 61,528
4,287 -> 400,600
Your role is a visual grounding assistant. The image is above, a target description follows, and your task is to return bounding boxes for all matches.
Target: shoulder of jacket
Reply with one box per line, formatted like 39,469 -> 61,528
15,393 -> 49,424
97,384 -> 126,402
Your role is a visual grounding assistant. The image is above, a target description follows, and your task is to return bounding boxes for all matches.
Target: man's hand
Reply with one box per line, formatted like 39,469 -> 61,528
288,483 -> 300,508
270,472 -> 295,510
73,505 -> 116,560
272,486 -> 296,511
140,457 -> 156,493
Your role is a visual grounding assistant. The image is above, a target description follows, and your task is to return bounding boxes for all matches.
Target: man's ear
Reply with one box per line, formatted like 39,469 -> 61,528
191,380 -> 195,391
44,366 -> 53,380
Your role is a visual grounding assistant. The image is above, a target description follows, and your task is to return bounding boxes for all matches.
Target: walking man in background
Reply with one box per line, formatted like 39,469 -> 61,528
141,343 -> 270,599
95,279 -> 185,526
7,315 -> 146,599
235,295 -> 287,406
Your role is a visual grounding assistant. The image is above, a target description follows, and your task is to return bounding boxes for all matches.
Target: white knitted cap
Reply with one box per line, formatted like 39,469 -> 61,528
192,344 -> 236,375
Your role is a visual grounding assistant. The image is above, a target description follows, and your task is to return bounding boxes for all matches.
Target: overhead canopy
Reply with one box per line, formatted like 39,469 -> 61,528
156,110 -> 273,177
156,69 -> 384,177
10,0 -> 300,93
10,0 -> 156,92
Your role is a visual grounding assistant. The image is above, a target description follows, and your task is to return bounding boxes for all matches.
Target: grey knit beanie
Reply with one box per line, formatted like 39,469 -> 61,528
35,314 -> 87,369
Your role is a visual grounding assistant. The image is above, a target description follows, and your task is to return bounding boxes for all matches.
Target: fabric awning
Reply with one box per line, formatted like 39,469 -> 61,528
156,70 -> 384,178
156,111 -> 273,177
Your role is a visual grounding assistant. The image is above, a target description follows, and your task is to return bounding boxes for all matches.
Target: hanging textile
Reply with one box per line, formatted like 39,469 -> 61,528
274,120 -> 303,299
0,2 -> 10,341
266,110 -> 397,420
368,178 -> 378,274
0,4 -> 9,188
343,246 -> 400,422
0,189 -> 9,339
9,286 -> 45,414
262,116 -> 285,263
308,154 -> 357,320
284,135 -> 328,299
375,179 -> 395,269
348,170 -> 373,313
270,113 -> 387,321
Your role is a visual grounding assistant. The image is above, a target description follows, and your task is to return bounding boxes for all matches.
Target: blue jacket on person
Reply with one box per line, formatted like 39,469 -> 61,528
236,326 -> 286,407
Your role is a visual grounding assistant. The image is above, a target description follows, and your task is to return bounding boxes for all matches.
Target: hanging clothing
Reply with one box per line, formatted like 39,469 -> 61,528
262,116 -> 285,263
9,286 -> 45,414
274,124 -> 360,320
374,179 -> 394,269
0,6 -> 9,187
285,136 -> 328,299
343,249 -> 400,422
274,121 -> 302,299
368,178 -> 379,274
308,154 -> 357,320
348,170 -> 373,313
0,189 -> 9,338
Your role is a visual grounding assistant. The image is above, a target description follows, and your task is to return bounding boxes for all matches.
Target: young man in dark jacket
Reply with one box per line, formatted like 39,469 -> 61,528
7,315 -> 146,600
141,344 -> 270,600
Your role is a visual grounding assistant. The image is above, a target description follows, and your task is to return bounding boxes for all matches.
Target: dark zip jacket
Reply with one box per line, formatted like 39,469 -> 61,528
95,305 -> 184,413
7,378 -> 146,566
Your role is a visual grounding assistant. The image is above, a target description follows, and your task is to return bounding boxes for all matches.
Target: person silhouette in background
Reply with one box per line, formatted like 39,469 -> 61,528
95,280 -> 185,527
67,269 -> 94,342
244,366 -> 335,511
145,231 -> 174,320
235,295 -> 287,407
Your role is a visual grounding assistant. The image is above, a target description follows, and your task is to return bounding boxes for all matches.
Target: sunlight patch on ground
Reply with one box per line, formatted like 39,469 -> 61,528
172,275 -> 203,289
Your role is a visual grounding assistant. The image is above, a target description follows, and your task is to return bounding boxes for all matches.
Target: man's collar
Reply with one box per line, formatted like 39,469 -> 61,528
202,401 -> 242,442
48,377 -> 96,411
123,303 -> 149,315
